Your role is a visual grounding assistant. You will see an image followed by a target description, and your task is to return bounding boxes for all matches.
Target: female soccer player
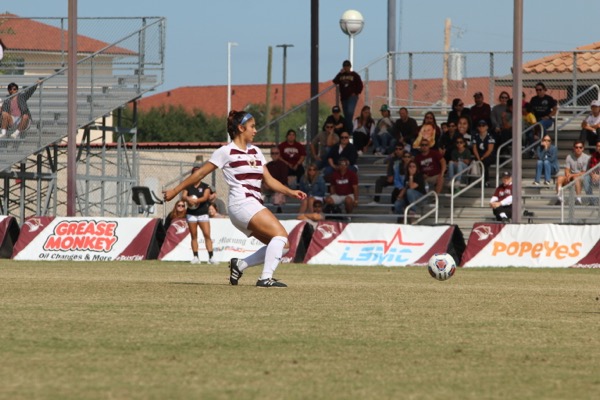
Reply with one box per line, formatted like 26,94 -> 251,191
182,167 -> 215,264
163,110 -> 306,287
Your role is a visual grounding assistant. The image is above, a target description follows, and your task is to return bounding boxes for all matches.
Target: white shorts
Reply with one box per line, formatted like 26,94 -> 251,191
329,193 -> 354,205
9,115 -> 30,130
186,214 -> 209,223
228,199 -> 266,237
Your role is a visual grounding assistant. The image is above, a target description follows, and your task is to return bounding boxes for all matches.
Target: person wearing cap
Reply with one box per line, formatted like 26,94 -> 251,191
469,91 -> 491,134
580,100 -> 600,146
372,104 -> 394,155
332,60 -> 364,134
471,119 -> 496,186
529,82 -> 557,134
323,105 -> 346,136
182,164 -> 216,264
490,171 -> 513,223
311,120 -> 339,170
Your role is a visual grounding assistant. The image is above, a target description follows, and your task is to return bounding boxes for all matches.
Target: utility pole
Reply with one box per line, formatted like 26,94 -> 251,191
265,46 -> 273,139
276,44 -> 294,113
442,18 -> 451,115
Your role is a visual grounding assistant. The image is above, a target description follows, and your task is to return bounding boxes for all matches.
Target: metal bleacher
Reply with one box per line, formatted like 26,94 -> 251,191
0,16 -> 165,220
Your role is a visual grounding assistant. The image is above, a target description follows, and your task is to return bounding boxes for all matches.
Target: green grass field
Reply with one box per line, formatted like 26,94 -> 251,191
0,261 -> 599,400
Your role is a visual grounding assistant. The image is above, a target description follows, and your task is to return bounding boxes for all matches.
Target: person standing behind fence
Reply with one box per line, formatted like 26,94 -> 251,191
332,60 -> 363,134
0,80 -> 41,139
183,167 -> 215,264
163,111 -> 306,288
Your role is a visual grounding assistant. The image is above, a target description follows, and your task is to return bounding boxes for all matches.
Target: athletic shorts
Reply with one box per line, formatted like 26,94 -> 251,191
186,214 -> 209,223
228,199 -> 266,237
329,193 -> 354,205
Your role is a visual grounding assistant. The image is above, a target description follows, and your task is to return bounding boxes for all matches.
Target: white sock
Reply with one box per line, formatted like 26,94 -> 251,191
577,197 -> 582,202
1,129 -> 5,136
499,212 -> 507,219
260,236 -> 288,280
239,246 -> 267,271
11,129 -> 20,137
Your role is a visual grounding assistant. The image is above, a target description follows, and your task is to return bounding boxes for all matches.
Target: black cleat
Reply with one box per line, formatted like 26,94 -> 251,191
256,278 -> 287,288
229,258 -> 243,285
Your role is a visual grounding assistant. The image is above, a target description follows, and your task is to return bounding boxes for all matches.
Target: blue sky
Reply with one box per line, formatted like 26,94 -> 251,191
7,1 -> 600,92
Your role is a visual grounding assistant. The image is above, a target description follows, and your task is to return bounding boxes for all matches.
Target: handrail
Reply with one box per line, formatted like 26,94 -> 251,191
558,162 -> 600,223
403,190 -> 438,225
448,160 -> 485,225
494,84 -> 600,187
494,122 -> 543,187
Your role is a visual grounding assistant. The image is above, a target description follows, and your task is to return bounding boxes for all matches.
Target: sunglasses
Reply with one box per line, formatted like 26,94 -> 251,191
325,125 -> 334,129
177,204 -> 185,208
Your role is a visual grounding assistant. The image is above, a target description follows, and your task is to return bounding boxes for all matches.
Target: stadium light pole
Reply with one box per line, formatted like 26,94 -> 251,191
276,44 -> 294,113
227,41 -> 238,140
339,10 -> 364,68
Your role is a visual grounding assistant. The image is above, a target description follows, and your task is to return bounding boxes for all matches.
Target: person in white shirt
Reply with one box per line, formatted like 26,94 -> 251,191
580,100 -> 600,146
164,110 -> 306,288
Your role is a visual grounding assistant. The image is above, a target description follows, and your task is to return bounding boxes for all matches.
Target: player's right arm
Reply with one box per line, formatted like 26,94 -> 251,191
163,162 -> 217,201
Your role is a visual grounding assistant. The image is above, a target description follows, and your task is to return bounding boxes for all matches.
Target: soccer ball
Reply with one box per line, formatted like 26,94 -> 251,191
187,195 -> 199,210
427,253 -> 456,281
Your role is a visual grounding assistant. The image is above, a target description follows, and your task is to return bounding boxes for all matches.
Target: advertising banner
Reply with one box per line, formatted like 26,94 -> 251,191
158,218 -> 307,262
461,223 -> 600,268
303,222 -> 460,266
12,217 -> 162,261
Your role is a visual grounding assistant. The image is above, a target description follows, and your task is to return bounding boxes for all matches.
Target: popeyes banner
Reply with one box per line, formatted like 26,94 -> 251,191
303,222 -> 464,266
159,218 -> 308,262
12,217 -> 163,261
462,223 -> 600,268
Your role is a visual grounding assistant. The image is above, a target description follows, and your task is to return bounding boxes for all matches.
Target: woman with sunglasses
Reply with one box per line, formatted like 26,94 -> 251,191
447,98 -> 470,126
394,161 -> 426,216
491,91 -> 510,138
298,163 -> 327,213
533,134 -> 559,186
164,111 -> 306,288
163,201 -> 187,232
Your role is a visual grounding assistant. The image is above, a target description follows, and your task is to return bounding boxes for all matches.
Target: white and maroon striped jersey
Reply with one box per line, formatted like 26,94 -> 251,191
209,142 -> 267,207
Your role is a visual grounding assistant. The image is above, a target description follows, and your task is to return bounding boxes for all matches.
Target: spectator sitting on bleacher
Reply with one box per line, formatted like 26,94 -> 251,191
278,129 -> 306,188
555,140 -> 591,206
208,202 -> 226,219
390,107 -> 418,152
415,112 -> 441,151
372,104 -> 394,155
587,140 -> 600,195
471,120 -> 496,187
352,105 -> 375,155
529,82 -> 557,134
297,199 -> 325,227
414,138 -> 446,194
579,100 -> 600,146
394,160 -> 426,215
324,105 -> 346,136
370,144 -> 406,205
0,80 -> 42,140
455,116 -> 472,146
491,91 -> 510,139
311,122 -> 339,170
470,92 -> 492,134
490,171 -> 513,223
324,157 -> 359,214
533,134 -> 559,186
263,147 -> 288,213
323,131 -> 358,180
447,98 -> 471,126
447,137 -> 472,187
298,163 -> 327,214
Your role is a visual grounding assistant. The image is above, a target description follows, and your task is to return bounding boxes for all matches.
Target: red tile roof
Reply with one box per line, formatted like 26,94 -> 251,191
0,13 -> 134,55
523,42 -> 600,74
